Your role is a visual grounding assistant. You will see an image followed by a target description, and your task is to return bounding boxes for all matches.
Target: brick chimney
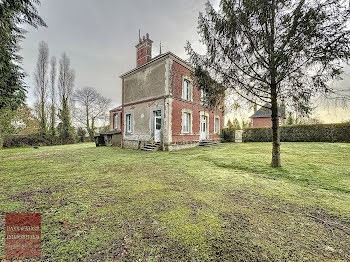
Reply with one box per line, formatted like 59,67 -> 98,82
136,33 -> 153,67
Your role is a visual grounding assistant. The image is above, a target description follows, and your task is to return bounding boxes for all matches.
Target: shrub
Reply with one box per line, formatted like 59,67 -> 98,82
243,123 -> 350,142
3,134 -> 50,148
77,127 -> 86,142
220,128 -> 235,142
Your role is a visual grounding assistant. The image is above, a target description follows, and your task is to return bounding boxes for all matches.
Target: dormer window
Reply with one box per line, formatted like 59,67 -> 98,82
183,79 -> 191,101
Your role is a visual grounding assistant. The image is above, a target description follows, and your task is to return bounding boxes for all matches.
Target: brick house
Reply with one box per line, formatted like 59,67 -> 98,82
108,33 -> 224,151
250,104 -> 285,128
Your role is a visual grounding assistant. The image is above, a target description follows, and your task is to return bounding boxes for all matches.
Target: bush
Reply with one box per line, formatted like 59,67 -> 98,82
243,123 -> 350,142
3,134 -> 50,148
77,127 -> 86,142
220,128 -> 236,142
2,133 -> 79,148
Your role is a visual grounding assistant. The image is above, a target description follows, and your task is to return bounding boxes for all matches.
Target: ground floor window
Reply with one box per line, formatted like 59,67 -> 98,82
214,116 -> 220,134
183,112 -> 191,133
126,113 -> 132,133
113,114 -> 118,129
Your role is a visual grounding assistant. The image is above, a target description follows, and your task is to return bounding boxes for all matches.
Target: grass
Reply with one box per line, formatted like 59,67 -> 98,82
0,142 -> 349,261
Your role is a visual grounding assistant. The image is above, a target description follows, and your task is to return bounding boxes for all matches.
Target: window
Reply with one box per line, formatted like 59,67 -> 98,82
113,114 -> 118,129
183,79 -> 191,101
214,117 -> 220,134
183,112 -> 191,133
126,114 -> 132,133
200,89 -> 206,105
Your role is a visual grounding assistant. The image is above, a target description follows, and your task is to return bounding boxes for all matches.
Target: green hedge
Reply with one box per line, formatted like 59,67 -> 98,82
2,134 -> 76,148
243,123 -> 350,142
220,128 -> 236,142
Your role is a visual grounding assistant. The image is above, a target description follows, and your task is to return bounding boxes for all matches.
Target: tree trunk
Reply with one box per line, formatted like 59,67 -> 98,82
270,84 -> 281,168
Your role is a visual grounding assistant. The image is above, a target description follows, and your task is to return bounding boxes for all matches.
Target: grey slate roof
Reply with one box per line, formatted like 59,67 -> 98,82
250,104 -> 282,118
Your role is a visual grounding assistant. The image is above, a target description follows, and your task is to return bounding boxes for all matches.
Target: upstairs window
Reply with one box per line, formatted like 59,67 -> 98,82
126,114 -> 132,133
200,89 -> 207,105
183,79 -> 191,101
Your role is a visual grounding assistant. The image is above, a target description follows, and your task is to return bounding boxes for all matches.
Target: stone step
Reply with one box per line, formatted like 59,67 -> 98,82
199,140 -> 220,147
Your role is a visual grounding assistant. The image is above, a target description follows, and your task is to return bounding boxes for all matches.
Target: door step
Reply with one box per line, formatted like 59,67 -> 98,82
141,142 -> 161,151
199,140 -> 220,147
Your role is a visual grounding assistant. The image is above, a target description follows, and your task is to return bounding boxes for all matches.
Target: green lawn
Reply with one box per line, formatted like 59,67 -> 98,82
0,142 -> 349,261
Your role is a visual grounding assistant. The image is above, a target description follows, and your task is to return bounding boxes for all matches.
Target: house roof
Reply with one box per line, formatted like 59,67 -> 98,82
250,104 -> 282,118
120,51 -> 193,78
110,105 -> 122,112
100,130 -> 121,136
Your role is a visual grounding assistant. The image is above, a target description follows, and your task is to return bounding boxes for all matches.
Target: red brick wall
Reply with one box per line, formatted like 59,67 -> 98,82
171,61 -> 223,142
171,61 -> 201,103
252,117 -> 272,128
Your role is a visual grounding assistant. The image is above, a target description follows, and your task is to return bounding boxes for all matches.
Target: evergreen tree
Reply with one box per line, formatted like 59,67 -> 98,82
287,112 -> 294,125
0,0 -> 46,146
226,119 -> 234,130
187,0 -> 350,167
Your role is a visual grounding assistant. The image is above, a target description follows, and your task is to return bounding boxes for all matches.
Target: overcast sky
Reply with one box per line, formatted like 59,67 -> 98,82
20,0 -> 217,107
20,0 -> 349,123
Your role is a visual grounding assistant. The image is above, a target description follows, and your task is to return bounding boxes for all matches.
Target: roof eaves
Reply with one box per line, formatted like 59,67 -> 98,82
119,51 -> 193,78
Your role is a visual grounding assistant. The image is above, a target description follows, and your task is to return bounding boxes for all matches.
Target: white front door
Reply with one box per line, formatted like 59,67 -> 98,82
200,116 -> 207,140
154,110 -> 162,142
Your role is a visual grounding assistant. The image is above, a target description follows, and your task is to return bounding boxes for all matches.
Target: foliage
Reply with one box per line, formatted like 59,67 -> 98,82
0,0 -> 46,111
77,127 -> 87,142
220,128 -> 235,142
11,104 -> 40,135
0,143 -> 349,260
57,53 -> 75,144
243,123 -> 350,142
0,0 -> 46,146
0,107 -> 16,148
3,133 -> 50,148
49,56 -> 57,139
186,0 -> 350,167
286,112 -> 294,125
57,98 -> 76,144
192,68 -> 225,110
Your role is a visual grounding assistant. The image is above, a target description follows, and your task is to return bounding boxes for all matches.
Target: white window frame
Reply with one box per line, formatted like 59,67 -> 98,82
214,116 -> 220,134
200,89 -> 206,105
125,113 -> 133,133
182,109 -> 192,134
182,78 -> 192,101
113,114 -> 118,129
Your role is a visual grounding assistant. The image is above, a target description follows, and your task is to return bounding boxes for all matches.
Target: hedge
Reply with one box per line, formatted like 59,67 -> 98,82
220,128 -> 236,142
2,134 -> 76,148
243,123 -> 350,142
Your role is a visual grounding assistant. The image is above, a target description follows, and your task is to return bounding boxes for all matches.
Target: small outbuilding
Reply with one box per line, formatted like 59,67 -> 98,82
95,130 -> 122,147
250,104 -> 285,128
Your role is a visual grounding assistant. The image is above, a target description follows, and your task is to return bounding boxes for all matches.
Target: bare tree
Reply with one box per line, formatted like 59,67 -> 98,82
57,53 -> 75,142
34,41 -> 49,135
74,87 -> 111,140
49,56 -> 57,137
